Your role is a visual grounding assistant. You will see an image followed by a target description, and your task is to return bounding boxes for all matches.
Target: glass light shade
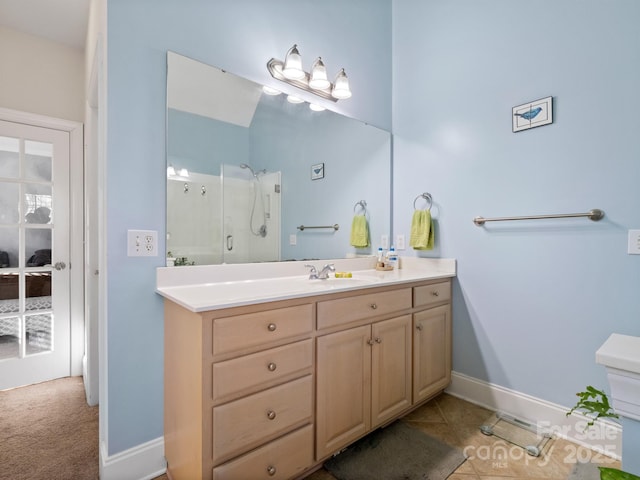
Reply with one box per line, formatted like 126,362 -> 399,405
282,45 -> 305,80
309,57 -> 330,90
309,103 -> 326,112
331,69 -> 352,99
287,95 -> 304,104
179,168 -> 189,177
167,165 -> 176,177
262,85 -> 281,95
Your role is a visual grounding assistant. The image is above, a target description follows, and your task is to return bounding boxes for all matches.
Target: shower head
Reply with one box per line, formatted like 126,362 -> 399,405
240,164 -> 266,177
240,163 -> 255,175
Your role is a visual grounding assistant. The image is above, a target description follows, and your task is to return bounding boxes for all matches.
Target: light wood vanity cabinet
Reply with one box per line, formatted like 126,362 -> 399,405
315,314 -> 413,459
164,278 -> 452,480
164,299 -> 315,480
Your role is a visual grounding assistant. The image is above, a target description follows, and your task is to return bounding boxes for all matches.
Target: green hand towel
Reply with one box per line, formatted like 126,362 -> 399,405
410,209 -> 434,250
350,215 -> 370,248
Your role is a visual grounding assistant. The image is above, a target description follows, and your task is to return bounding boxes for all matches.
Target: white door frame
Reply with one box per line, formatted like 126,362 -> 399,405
0,107 -> 84,380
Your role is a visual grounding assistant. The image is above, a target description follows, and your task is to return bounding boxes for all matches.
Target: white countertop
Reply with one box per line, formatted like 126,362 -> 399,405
156,257 -> 456,312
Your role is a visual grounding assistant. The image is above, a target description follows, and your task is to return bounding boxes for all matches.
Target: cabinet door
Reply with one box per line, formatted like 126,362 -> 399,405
316,325 -> 371,460
413,305 -> 451,403
371,315 -> 412,428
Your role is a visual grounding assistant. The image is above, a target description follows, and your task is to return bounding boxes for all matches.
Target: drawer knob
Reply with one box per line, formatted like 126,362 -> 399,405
416,324 -> 423,331
370,303 -> 377,310
267,410 -> 277,420
267,362 -> 277,372
267,465 -> 277,476
375,337 -> 382,344
267,323 -> 277,332
367,338 -> 375,346
431,291 -> 439,296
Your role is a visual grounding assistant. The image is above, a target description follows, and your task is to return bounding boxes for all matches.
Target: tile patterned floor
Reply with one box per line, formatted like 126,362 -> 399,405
303,393 -> 621,480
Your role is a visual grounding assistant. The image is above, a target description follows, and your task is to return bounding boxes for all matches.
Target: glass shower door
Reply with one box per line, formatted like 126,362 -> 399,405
221,164 -> 281,264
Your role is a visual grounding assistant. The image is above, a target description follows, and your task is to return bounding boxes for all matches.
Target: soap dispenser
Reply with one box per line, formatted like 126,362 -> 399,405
387,246 -> 398,269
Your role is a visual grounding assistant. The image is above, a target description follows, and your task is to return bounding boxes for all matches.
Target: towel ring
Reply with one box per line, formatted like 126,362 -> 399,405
413,193 -> 432,211
354,200 -> 367,214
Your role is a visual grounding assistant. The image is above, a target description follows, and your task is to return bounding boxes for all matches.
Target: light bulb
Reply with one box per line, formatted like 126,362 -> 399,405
331,69 -> 352,99
282,45 -> 305,80
309,103 -> 326,112
309,57 -> 330,90
287,95 -> 304,104
262,85 -> 281,95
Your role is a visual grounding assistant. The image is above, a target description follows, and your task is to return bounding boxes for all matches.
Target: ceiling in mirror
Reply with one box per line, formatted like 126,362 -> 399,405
166,51 -> 391,266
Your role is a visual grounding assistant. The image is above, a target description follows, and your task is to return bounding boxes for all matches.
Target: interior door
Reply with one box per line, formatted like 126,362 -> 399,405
0,119 -> 71,390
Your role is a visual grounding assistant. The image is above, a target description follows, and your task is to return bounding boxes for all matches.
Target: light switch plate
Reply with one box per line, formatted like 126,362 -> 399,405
381,234 -> 389,249
396,234 -> 406,250
289,234 -> 297,246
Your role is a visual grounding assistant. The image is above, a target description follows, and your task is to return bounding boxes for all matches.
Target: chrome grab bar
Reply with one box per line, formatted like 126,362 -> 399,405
297,224 -> 339,231
473,209 -> 604,226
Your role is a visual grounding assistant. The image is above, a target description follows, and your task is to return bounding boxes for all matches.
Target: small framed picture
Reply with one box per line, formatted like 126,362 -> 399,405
311,163 -> 324,180
512,96 -> 553,132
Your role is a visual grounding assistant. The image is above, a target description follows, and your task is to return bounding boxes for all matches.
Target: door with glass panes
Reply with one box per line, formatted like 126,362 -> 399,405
0,119 -> 71,390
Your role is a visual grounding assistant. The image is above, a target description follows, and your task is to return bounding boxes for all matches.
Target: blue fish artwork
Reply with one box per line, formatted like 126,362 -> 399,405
514,106 -> 542,121
313,167 -> 322,175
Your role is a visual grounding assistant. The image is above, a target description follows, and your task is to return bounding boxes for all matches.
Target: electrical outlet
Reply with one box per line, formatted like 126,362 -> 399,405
289,234 -> 297,246
381,234 -> 389,249
127,230 -> 158,257
396,234 -> 406,250
628,230 -> 640,255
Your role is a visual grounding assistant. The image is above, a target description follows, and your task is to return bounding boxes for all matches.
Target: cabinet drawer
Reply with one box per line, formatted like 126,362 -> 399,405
317,288 -> 411,330
413,281 -> 450,308
212,304 -> 313,356
212,339 -> 313,403
213,424 -> 313,480
213,375 -> 313,464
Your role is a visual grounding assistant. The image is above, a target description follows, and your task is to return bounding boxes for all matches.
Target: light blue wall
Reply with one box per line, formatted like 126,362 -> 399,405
106,0 -> 391,454
168,108 -> 250,176
393,0 -> 640,407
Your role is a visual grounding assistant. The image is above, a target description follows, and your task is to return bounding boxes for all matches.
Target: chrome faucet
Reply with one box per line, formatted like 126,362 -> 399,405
305,263 -> 335,280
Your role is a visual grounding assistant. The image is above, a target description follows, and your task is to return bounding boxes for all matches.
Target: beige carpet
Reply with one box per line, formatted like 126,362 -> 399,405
0,376 -> 99,480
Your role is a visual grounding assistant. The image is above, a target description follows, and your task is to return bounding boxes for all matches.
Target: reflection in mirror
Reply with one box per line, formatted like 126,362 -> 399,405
167,51 -> 391,265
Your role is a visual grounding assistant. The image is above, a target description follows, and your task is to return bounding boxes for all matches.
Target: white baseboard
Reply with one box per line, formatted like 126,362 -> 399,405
446,371 -> 622,460
100,436 -> 166,480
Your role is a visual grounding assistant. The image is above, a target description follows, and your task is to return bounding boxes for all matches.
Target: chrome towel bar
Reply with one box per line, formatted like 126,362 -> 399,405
297,224 -> 340,231
473,209 -> 604,226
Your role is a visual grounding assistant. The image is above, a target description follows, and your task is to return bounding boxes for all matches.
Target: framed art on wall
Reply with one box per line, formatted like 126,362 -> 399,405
513,96 -> 553,132
311,163 -> 324,180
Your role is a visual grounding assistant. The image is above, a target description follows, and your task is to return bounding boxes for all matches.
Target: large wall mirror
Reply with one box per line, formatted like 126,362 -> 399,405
166,51 -> 391,265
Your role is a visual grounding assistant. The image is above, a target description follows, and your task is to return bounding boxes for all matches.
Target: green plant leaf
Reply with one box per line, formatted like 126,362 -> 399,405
566,386 -> 619,430
599,467 -> 640,480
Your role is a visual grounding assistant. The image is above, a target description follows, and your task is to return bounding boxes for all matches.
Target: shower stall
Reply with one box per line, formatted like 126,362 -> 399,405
166,164 -> 281,265
221,163 -> 281,264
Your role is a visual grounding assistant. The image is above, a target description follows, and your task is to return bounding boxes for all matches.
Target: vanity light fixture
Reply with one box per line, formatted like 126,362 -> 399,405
267,44 -> 352,103
309,103 -> 326,112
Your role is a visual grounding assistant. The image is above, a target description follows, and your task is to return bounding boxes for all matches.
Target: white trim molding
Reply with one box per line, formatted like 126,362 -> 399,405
446,371 -> 622,460
100,437 -> 166,480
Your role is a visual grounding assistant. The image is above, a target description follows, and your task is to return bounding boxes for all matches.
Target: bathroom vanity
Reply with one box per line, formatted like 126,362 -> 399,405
157,257 -> 455,480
